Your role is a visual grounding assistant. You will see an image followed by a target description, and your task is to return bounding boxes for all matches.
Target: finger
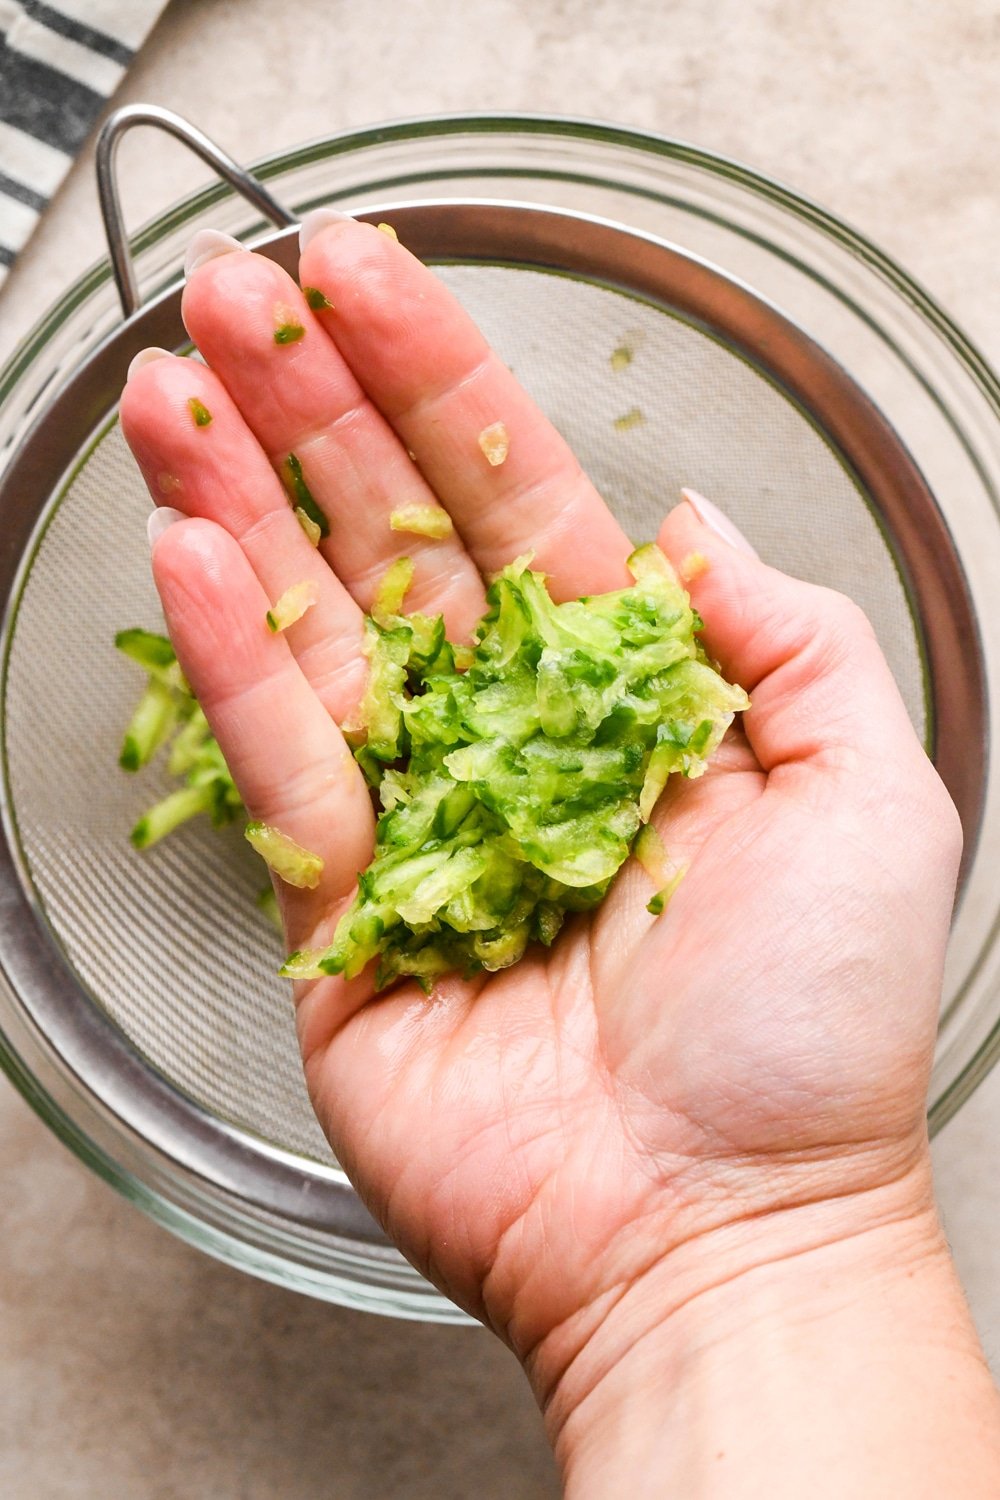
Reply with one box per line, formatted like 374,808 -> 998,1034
150,515 -> 374,945
121,353 -> 367,724
180,243 -> 486,638
657,494 -> 942,796
297,215 -> 634,599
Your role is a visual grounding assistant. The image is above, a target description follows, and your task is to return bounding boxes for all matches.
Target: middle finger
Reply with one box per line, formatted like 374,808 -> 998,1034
181,240 -> 487,639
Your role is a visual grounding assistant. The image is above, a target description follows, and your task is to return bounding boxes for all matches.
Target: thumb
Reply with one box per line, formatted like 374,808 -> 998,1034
658,492 -> 940,800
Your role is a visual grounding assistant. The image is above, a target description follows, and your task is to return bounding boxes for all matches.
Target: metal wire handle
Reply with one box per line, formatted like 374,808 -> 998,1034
95,104 -> 297,318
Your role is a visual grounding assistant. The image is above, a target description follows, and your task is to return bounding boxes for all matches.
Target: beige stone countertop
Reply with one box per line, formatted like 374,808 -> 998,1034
3,1 -> 1000,1494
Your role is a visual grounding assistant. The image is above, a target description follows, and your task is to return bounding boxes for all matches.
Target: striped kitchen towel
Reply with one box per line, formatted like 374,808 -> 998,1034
0,0 -> 169,290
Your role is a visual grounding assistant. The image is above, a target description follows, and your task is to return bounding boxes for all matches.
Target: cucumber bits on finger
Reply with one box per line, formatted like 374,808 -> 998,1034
265,581 -> 319,634
244,822 -> 324,890
283,544 -> 748,990
389,504 -> 454,539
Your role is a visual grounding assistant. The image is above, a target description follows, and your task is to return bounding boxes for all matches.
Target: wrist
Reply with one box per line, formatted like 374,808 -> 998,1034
529,1159 -> 1000,1497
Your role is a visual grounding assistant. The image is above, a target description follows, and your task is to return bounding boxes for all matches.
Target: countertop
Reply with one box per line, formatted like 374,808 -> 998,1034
3,1 -> 1000,1494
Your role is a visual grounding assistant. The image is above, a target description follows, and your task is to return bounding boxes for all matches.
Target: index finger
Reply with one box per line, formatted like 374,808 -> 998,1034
298,214 -> 634,599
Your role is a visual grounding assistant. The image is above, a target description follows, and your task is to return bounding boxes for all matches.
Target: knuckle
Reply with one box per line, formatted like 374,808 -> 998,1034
924,765 -> 965,860
791,585 -> 878,681
815,586 -> 876,645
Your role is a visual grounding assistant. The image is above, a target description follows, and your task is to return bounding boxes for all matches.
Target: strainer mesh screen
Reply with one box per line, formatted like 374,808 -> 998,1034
3,266 -> 924,1166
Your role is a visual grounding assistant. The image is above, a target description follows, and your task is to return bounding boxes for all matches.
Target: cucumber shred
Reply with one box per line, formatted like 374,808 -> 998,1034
266,580 -> 319,634
116,630 -> 242,848
118,550 -> 747,988
389,503 -> 454,539
284,546 -> 748,989
244,821 -> 324,889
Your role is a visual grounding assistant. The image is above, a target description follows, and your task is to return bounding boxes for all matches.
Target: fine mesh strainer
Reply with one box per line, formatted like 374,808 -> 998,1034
1,109 -> 1000,1322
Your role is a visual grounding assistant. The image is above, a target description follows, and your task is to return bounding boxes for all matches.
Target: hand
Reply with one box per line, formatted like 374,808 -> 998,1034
121,216 -> 963,1447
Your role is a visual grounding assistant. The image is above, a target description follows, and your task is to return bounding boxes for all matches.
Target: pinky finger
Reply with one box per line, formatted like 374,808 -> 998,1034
151,515 -> 375,947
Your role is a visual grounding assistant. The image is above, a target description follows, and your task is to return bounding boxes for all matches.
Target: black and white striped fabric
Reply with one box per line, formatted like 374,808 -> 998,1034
0,0 -> 168,288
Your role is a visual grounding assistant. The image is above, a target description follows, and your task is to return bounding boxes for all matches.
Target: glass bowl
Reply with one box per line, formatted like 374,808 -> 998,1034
1,115 -> 999,1322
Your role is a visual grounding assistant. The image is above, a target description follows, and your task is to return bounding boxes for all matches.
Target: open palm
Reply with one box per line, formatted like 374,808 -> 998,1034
121,216 -> 961,1390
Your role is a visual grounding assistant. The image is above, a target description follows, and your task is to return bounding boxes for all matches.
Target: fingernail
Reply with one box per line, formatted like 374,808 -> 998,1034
299,206 -> 352,253
126,346 -> 172,382
184,229 -> 246,277
147,506 -> 186,550
681,488 -> 758,557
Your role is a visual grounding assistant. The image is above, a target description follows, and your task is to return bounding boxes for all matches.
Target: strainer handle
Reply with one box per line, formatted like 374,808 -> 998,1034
96,104 -> 298,319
